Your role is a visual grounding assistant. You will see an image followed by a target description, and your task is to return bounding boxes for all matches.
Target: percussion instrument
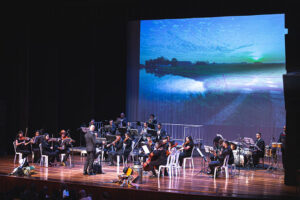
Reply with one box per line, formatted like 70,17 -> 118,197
265,146 -> 272,157
243,148 -> 252,156
271,142 -> 282,148
232,150 -> 244,166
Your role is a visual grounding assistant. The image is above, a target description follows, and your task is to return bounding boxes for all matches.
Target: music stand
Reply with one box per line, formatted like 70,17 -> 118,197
118,127 -> 127,137
147,129 -> 157,137
106,134 -> 116,144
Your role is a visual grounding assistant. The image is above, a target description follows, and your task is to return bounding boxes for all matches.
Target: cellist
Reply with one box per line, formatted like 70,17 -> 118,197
143,141 -> 168,178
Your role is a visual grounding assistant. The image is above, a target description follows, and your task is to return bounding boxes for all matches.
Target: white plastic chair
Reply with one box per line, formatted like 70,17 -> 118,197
158,154 -> 175,178
171,150 -> 181,176
183,146 -> 195,169
39,143 -> 49,167
13,141 -> 22,164
214,155 -> 229,179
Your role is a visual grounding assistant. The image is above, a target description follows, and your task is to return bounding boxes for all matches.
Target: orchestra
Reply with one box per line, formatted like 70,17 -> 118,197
12,113 -> 286,180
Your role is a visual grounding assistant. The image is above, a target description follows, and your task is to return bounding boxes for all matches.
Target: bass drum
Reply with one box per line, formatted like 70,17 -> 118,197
232,150 -> 244,166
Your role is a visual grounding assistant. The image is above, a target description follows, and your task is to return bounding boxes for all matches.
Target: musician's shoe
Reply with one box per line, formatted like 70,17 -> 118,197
88,172 -> 96,176
83,171 -> 88,175
149,174 -> 158,178
107,163 -> 115,166
207,171 -> 213,175
60,162 -> 66,166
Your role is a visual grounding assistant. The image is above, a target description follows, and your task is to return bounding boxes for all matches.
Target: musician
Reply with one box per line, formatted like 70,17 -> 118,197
207,141 -> 234,177
147,142 -> 168,178
57,130 -> 72,166
120,113 -> 127,128
252,132 -> 265,167
31,130 -> 42,163
108,120 -> 117,135
179,136 -> 194,166
107,133 -> 123,166
278,125 -> 286,169
83,125 -> 96,175
41,133 -> 58,166
15,130 -> 31,159
126,122 -> 134,132
138,134 -> 155,162
156,123 -> 167,142
210,137 -> 224,161
140,122 -> 150,141
148,114 -> 157,129
123,132 -> 132,163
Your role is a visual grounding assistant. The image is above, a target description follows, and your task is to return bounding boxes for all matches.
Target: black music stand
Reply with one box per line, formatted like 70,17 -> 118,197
147,129 -> 157,137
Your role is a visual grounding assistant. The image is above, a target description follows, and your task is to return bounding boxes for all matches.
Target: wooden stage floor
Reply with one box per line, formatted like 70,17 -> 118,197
0,155 -> 299,200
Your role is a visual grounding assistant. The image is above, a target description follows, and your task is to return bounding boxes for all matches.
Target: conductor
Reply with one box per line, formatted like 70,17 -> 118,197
83,125 -> 96,175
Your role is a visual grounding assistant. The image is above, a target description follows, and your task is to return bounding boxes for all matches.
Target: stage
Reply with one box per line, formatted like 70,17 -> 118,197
0,155 -> 298,200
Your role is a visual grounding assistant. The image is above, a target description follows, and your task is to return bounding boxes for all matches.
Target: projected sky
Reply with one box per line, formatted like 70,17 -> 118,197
140,14 -> 286,64
135,14 -> 286,142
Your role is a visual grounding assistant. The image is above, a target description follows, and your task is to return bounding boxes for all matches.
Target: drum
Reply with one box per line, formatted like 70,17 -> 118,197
232,150 -> 244,166
265,146 -> 272,157
243,148 -> 252,156
276,143 -> 282,148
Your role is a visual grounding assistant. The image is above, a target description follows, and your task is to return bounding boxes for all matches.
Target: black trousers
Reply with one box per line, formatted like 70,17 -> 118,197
58,149 -> 70,162
149,159 -> 167,175
43,151 -> 57,163
32,148 -> 40,163
108,151 -> 123,165
252,151 -> 264,166
84,151 -> 95,173
179,152 -> 191,166
209,160 -> 222,172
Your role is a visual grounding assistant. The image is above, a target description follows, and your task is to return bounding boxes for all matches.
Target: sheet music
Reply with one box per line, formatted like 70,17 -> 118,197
142,145 -> 150,154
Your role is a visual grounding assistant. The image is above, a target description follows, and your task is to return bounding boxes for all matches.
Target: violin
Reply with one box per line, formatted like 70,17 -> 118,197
18,136 -> 31,146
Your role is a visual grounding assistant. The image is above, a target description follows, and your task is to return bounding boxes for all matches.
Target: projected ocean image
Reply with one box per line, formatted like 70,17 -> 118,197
139,14 -> 286,129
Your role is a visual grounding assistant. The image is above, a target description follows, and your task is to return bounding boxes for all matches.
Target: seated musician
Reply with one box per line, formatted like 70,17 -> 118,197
138,134 -> 155,162
31,130 -> 43,163
148,114 -> 157,129
15,130 -> 31,160
57,130 -> 74,166
126,121 -> 134,132
123,132 -> 132,163
145,141 -> 168,178
179,136 -> 194,166
252,132 -> 265,167
156,123 -> 167,142
41,133 -> 58,166
210,137 -> 224,161
107,132 -> 123,166
207,141 -> 234,177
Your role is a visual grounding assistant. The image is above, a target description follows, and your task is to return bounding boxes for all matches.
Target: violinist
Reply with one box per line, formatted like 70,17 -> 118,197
107,132 -> 123,166
179,136 -> 194,166
31,130 -> 43,163
145,141 -> 168,178
57,130 -> 74,166
41,133 -> 58,166
15,130 -> 31,160
123,132 -> 132,163
155,123 -> 167,143
210,137 -> 223,161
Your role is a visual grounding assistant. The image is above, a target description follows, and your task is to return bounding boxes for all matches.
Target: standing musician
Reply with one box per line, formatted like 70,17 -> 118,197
15,130 -> 31,160
108,120 -> 117,135
107,132 -> 123,166
57,130 -> 74,166
148,114 -> 157,129
119,113 -> 127,128
140,122 -> 150,141
156,123 -> 167,142
252,132 -> 265,167
41,133 -> 58,167
278,125 -> 286,169
179,136 -> 194,166
143,141 -> 168,177
31,130 -> 43,163
123,132 -> 132,163
83,125 -> 96,175
207,141 -> 234,177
